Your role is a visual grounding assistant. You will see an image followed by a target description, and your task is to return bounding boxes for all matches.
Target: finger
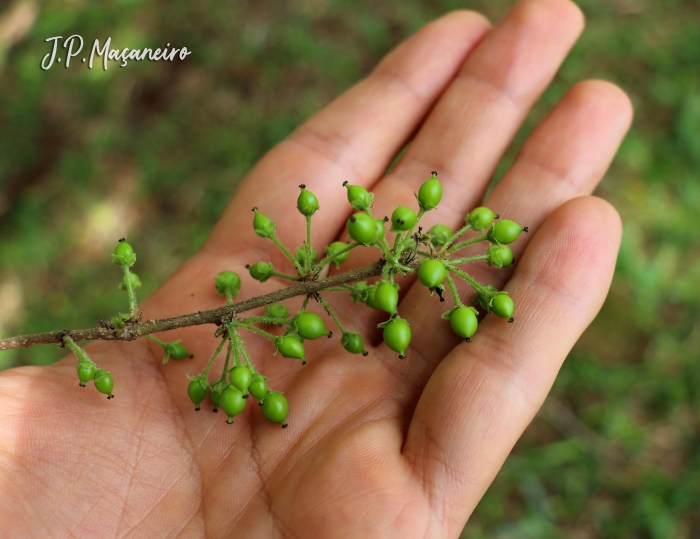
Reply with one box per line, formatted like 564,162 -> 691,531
203,11 -> 491,268
402,196 -> 622,536
339,0 -> 585,273
397,79 -> 632,371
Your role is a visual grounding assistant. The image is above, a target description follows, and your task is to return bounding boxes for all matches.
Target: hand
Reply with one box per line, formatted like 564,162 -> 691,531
0,1 -> 632,537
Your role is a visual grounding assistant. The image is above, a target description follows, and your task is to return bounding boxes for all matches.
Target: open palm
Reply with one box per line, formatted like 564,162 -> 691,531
0,1 -> 633,537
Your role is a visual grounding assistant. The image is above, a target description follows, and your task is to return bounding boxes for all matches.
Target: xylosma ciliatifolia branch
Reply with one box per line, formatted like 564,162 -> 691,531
0,172 -> 528,428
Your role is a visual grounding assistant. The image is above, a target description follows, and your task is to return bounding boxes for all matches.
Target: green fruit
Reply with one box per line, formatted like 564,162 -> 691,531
94,370 -> 114,398
365,286 -> 382,310
76,362 -> 96,386
297,185 -> 319,216
418,259 -> 446,288
341,332 -> 368,355
324,242 -> 350,268
214,271 -> 242,298
347,213 -> 378,245
293,312 -> 329,340
417,172 -> 442,211
375,281 -> 399,314
467,207 -> 495,231
249,375 -> 269,400
296,246 -> 318,266
449,307 -> 478,340
249,261 -> 273,282
113,240 -> 136,266
490,293 -> 515,320
230,365 -> 253,393
426,224 -> 452,246
277,336 -> 306,363
487,245 -> 514,268
253,208 -> 276,238
262,392 -> 289,426
487,219 -> 527,245
220,387 -> 247,424
391,206 -> 417,232
168,343 -> 191,360
383,317 -> 411,358
187,376 -> 208,410
343,181 -> 373,211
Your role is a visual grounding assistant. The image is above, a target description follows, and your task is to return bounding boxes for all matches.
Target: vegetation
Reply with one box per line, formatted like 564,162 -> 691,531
0,0 -> 699,536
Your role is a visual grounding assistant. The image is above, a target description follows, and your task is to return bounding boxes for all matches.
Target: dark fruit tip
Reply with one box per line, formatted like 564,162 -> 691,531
251,207 -> 258,212
465,337 -> 471,342
301,361 -> 307,366
282,423 -> 288,428
299,184 -> 306,189
523,227 -> 529,233
398,354 -> 406,360
508,317 -> 515,323
342,181 -> 349,186
362,351 -> 369,356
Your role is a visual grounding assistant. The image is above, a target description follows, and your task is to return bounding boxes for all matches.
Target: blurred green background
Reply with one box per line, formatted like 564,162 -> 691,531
1,0 -> 699,536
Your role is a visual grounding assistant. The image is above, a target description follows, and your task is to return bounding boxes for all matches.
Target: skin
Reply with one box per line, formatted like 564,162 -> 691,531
0,1 -> 633,537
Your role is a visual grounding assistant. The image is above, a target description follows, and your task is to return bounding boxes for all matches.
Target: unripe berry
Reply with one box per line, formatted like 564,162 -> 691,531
467,207 -> 495,231
391,206 -> 417,232
253,208 -> 276,238
487,220 -> 527,245
417,172 -> 442,211
296,185 -> 319,216
249,261 -> 273,282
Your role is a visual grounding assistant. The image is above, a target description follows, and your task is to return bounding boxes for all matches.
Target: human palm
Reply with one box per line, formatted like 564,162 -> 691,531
0,1 -> 633,537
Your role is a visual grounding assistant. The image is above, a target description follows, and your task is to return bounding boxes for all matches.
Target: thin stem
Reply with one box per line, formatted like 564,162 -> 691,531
219,338 -> 233,382
444,273 -> 463,307
121,264 -> 138,316
232,332 -> 256,373
225,293 -> 234,306
202,336 -> 227,377
240,315 -> 292,326
447,266 -> 489,296
392,232 -> 404,252
146,334 -> 166,347
318,294 -> 346,334
448,235 -> 488,254
324,285 -> 355,293
305,215 -> 312,272
313,242 -> 360,273
1,258 -> 418,351
231,322 -> 278,341
270,270 -> 300,281
63,336 -> 95,364
447,255 -> 489,265
269,233 -> 306,275
441,223 -> 473,254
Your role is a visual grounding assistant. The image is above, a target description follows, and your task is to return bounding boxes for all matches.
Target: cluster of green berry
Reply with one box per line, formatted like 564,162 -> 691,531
330,172 -> 527,357
61,172 -> 526,428
184,271 -> 291,426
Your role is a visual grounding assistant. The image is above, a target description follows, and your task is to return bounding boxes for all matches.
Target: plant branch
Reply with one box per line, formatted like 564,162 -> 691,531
0,258 -> 413,351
